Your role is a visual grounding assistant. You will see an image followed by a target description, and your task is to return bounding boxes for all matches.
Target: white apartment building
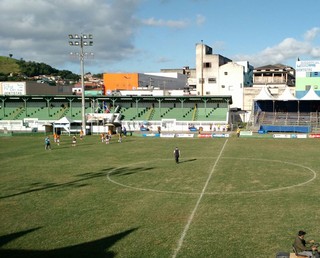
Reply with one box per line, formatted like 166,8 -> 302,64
195,43 -> 253,110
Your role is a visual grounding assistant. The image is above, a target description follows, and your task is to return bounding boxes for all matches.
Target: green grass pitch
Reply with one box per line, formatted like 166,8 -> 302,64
0,134 -> 319,258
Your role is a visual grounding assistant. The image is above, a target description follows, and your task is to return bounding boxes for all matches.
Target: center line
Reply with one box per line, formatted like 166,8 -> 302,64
171,139 -> 228,258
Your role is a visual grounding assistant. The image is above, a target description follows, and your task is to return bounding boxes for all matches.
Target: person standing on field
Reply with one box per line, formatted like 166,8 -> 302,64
236,127 -> 241,137
105,133 -> 110,144
72,135 -> 77,147
173,147 -> 180,163
80,130 -> 84,140
45,136 -> 51,150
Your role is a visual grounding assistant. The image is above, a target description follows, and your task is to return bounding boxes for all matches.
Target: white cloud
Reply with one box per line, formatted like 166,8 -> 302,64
304,27 -> 320,41
233,29 -> 320,67
156,56 -> 172,63
0,0 -> 141,73
141,18 -> 188,28
196,14 -> 206,26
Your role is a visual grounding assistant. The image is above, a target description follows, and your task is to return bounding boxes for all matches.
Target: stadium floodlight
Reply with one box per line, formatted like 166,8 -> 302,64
68,33 -> 94,136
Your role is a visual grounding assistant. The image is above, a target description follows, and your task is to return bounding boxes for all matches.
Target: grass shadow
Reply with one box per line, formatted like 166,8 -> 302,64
0,227 -> 138,258
104,166 -> 155,177
0,169 -> 116,200
179,158 -> 197,164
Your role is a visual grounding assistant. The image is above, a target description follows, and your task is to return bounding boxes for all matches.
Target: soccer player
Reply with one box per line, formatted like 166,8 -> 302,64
173,147 -> 180,163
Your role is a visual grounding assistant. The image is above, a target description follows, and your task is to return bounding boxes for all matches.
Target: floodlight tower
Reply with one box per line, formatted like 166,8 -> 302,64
68,34 -> 93,135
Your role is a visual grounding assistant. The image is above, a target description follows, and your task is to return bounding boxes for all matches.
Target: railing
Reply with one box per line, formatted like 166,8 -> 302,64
254,111 -> 320,132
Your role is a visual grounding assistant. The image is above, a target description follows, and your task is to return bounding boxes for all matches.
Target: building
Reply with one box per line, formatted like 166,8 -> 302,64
243,64 -> 296,120
195,43 -> 253,110
0,81 -> 73,95
161,67 -> 197,91
295,60 -> 320,98
102,72 -> 188,95
252,64 -> 295,87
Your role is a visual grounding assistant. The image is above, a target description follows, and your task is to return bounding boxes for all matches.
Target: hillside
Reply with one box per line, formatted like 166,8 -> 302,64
0,56 -> 80,81
0,56 -> 20,74
0,56 -> 102,81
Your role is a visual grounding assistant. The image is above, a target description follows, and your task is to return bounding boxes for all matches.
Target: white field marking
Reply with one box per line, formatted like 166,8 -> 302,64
215,157 -> 317,194
106,156 -> 317,195
106,157 -> 213,195
171,139 -> 229,258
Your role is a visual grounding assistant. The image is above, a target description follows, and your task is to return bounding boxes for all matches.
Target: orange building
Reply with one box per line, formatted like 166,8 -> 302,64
103,73 -> 139,94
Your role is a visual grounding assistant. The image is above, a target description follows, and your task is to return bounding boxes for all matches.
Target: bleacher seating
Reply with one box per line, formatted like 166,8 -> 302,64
146,107 -> 194,121
212,108 -> 228,121
257,111 -> 317,126
196,108 -> 228,121
3,107 -> 23,120
120,107 -> 149,121
117,106 -> 228,122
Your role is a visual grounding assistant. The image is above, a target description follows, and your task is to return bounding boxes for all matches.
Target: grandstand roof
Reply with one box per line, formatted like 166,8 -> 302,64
254,86 -> 274,100
0,95 -> 232,103
276,87 -> 297,101
299,87 -> 320,101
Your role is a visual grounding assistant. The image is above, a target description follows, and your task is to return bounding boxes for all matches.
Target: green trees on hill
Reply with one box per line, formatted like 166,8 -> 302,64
17,59 -> 59,77
0,56 -> 80,81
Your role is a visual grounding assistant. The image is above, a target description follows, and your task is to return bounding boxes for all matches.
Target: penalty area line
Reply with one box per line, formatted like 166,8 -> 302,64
171,139 -> 229,258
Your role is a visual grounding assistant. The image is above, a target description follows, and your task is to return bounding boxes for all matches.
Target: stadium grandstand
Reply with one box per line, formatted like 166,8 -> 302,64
252,87 -> 320,133
0,95 -> 232,134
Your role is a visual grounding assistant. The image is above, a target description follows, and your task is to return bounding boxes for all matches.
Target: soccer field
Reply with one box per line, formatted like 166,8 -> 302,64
0,135 -> 319,258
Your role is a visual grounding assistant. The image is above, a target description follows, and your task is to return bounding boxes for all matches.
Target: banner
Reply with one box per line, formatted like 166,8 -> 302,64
142,133 -> 160,137
175,134 -> 194,138
240,131 -> 253,136
198,134 -> 212,138
160,134 -> 175,138
309,134 -> 320,138
212,133 -> 230,138
1,82 -> 26,95
273,134 -> 308,139
273,134 -> 291,138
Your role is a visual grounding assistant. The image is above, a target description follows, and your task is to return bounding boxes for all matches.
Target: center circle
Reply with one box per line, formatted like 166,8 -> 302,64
106,157 -> 317,195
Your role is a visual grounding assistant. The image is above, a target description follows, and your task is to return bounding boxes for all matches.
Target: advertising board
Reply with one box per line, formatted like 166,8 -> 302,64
175,134 -> 194,138
296,60 -> 320,72
309,134 -> 320,138
212,133 -> 230,138
1,82 -> 26,95
160,134 -> 175,138
198,134 -> 212,138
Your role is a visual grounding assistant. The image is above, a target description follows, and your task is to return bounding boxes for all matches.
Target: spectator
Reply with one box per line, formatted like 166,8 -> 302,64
293,230 -> 319,258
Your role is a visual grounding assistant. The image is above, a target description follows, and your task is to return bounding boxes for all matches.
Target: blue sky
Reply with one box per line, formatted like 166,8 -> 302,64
0,0 -> 319,75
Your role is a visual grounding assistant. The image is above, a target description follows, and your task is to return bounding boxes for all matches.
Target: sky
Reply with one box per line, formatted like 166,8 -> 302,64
1,0 -> 320,75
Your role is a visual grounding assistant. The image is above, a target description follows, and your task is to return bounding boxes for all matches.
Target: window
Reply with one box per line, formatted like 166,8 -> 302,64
311,72 -> 320,77
208,78 -> 216,83
224,72 -> 228,75
221,85 -> 225,88
203,62 -> 211,68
